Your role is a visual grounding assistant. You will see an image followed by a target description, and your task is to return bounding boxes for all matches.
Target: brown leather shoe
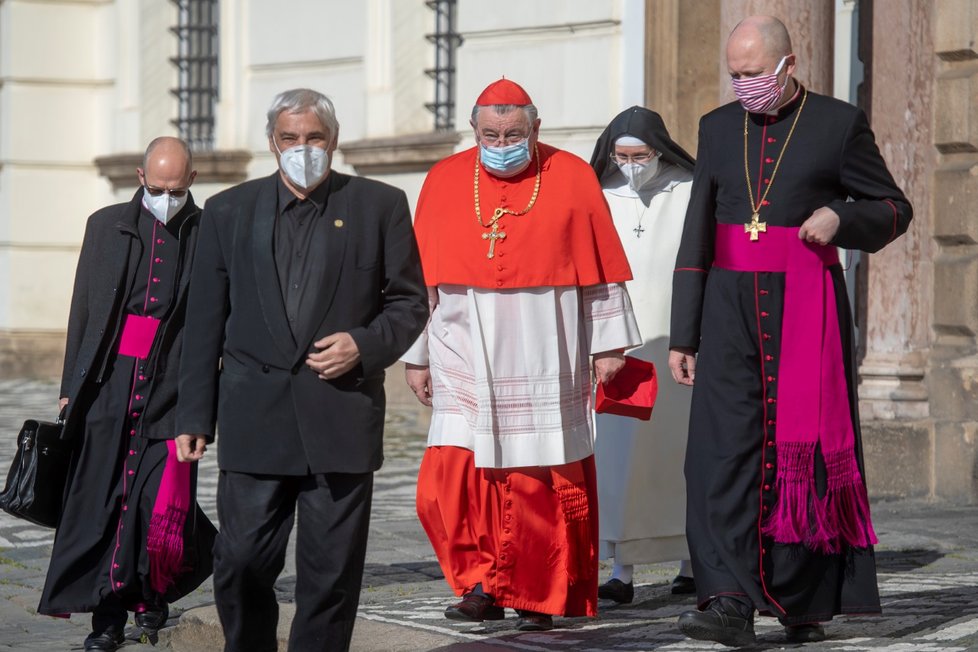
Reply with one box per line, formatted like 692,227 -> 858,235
444,592 -> 505,622
515,610 -> 553,631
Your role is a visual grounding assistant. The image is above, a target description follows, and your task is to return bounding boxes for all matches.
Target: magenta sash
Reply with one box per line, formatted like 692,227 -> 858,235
714,224 -> 877,553
116,314 -> 160,359
146,439 -> 191,594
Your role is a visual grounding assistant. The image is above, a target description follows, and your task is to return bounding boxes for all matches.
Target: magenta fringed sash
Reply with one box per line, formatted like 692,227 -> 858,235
146,439 -> 191,594
713,224 -> 877,554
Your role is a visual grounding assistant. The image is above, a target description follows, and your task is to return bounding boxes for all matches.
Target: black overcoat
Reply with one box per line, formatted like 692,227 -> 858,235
60,189 -> 201,441
176,171 -> 428,475
670,88 -> 912,623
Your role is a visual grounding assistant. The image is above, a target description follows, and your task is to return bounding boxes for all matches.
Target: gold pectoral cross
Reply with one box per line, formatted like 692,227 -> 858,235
744,212 -> 767,241
482,221 -> 507,259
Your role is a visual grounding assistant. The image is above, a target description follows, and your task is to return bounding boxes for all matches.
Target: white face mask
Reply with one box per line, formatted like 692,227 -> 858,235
142,190 -> 188,224
276,141 -> 330,189
618,157 -> 660,192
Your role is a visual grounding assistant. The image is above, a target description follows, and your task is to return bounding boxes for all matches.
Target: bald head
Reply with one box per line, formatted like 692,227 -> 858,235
138,137 -> 195,193
726,15 -> 797,99
729,15 -> 792,61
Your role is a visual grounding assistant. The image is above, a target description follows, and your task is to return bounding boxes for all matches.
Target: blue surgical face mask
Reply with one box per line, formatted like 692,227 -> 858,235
479,139 -> 531,176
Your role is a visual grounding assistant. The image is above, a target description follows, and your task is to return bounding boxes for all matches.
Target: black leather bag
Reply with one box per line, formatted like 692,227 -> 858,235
0,413 -> 72,528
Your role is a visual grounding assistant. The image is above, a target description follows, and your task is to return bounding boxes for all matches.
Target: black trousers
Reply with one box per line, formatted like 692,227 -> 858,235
213,469 -> 373,652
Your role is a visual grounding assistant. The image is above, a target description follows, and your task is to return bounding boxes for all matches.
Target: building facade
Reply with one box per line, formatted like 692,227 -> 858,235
0,0 -> 974,502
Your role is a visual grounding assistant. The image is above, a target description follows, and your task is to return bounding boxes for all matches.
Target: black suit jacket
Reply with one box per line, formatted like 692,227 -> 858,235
176,171 -> 428,475
61,189 -> 201,441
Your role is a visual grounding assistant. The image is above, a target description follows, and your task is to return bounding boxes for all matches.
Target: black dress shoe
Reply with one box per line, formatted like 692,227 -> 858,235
515,610 -> 553,631
598,578 -> 634,604
670,574 -> 697,595
84,626 -> 125,651
444,592 -> 505,622
785,622 -> 826,643
677,596 -> 756,647
134,603 -> 169,643
134,603 -> 168,631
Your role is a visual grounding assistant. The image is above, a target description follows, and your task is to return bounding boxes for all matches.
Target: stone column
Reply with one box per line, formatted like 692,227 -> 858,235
644,0 -> 721,153
857,0 -> 934,425
925,0 -> 978,502
718,0 -> 834,102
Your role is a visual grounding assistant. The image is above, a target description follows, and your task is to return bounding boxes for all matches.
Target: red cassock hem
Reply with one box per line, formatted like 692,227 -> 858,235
415,446 -> 598,617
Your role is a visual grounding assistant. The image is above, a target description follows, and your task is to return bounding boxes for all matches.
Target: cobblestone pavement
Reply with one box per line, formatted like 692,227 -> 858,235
2,380 -> 978,650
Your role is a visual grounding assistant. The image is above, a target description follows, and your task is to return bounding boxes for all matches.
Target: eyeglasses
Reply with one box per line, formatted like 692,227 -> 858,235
480,133 -> 530,147
610,151 -> 659,165
144,185 -> 190,198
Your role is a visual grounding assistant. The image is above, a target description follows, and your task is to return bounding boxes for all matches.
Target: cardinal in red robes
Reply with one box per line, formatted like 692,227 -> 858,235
402,79 -> 642,631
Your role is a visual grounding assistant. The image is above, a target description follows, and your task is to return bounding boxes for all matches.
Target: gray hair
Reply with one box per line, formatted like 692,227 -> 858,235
265,88 -> 339,139
143,136 -> 193,170
470,103 -> 539,127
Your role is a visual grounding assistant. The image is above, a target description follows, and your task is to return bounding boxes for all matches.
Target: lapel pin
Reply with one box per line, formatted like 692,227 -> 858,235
334,219 -> 344,228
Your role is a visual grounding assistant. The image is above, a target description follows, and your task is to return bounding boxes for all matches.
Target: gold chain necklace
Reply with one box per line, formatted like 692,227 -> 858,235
742,88 -> 807,240
473,143 -> 542,259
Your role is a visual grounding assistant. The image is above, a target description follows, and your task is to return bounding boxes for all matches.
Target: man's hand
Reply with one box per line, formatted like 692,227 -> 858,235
176,434 -> 208,462
306,332 -> 361,380
405,363 -> 433,407
593,350 -> 626,385
798,206 -> 841,245
58,397 -> 69,412
668,348 -> 696,386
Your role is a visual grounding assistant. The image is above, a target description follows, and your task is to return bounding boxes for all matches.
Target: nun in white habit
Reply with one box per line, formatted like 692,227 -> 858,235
588,106 -> 696,603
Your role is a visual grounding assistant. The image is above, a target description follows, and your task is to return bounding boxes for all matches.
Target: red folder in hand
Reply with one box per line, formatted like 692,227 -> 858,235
595,356 -> 658,421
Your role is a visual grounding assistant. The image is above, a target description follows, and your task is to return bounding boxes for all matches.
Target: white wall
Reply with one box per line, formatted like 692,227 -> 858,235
453,0 -> 625,162
0,0 -> 117,330
0,0 -> 639,338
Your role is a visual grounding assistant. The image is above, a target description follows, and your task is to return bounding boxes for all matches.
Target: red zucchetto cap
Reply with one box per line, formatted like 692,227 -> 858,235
475,78 -> 533,106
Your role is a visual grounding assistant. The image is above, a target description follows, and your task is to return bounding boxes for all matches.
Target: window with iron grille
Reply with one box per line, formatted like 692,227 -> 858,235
425,0 -> 462,131
170,0 -> 219,150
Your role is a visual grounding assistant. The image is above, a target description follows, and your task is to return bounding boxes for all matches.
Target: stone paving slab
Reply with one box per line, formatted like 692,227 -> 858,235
350,570 -> 978,650
3,379 -> 978,651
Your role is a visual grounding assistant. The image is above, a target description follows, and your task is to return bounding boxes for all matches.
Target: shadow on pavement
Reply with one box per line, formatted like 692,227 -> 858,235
362,561 -> 445,587
420,574 -> 978,650
875,547 -> 945,571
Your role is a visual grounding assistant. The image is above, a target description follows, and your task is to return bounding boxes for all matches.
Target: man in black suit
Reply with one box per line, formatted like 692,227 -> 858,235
176,88 -> 428,652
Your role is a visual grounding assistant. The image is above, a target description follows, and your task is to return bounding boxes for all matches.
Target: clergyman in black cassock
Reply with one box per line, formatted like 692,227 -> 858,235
176,89 -> 428,652
39,137 -> 216,652
669,16 -> 912,648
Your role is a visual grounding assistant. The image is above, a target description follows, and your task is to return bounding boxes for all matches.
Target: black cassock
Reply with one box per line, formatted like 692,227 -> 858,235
670,87 -> 912,624
40,205 -> 215,617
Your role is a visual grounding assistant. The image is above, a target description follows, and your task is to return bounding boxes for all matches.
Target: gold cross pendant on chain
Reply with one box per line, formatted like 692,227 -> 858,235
744,212 -> 767,241
482,222 -> 507,259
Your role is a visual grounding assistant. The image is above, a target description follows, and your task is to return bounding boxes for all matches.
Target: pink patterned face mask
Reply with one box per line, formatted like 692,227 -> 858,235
731,56 -> 788,113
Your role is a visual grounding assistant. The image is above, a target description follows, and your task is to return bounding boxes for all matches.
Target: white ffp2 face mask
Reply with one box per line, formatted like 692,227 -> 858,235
618,157 -> 660,192
142,190 -> 188,224
276,142 -> 330,189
